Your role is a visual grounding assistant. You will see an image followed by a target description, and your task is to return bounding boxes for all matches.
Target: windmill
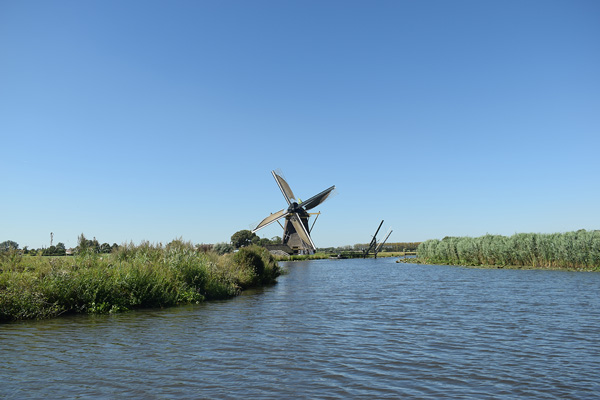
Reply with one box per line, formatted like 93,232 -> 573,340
364,220 -> 393,258
252,170 -> 335,255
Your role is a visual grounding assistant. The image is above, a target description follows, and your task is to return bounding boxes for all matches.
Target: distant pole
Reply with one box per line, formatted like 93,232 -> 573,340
50,232 -> 53,247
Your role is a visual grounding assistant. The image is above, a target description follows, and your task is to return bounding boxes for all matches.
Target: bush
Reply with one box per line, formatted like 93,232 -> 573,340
233,246 -> 265,275
229,245 -> 281,288
213,242 -> 234,255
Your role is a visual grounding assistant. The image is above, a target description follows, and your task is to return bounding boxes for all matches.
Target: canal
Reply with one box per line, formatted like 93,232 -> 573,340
2,258 -> 599,399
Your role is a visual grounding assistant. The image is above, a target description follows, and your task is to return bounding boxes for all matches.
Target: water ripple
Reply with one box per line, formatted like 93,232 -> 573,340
2,258 -> 600,399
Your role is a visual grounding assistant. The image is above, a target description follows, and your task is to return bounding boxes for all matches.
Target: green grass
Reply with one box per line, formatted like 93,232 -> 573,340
415,230 -> 600,271
0,242 -> 280,322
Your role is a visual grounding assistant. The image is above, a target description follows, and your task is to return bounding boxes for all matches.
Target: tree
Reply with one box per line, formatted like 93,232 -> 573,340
258,237 -> 271,246
0,240 -> 19,252
77,233 -> 90,254
231,230 -> 259,249
91,238 -> 100,254
55,242 -> 66,256
196,244 -> 213,253
43,246 -> 57,256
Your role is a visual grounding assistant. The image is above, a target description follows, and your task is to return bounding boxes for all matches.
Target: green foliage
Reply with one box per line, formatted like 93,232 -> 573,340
232,246 -> 265,286
227,245 -> 280,288
0,241 -> 281,322
76,233 -> 102,255
77,233 -> 90,254
213,242 -> 234,255
231,230 -> 260,248
43,242 -> 66,256
249,245 -> 281,285
417,230 -> 600,270
0,249 -> 23,270
196,244 -> 213,253
0,240 -> 19,252
353,241 -> 421,252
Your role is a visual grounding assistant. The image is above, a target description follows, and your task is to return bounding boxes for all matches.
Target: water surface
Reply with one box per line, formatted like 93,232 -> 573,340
2,258 -> 599,399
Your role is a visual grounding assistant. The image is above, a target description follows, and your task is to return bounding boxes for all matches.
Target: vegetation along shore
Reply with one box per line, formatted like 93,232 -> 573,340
0,237 -> 280,322
4,229 -> 598,322
403,230 -> 600,271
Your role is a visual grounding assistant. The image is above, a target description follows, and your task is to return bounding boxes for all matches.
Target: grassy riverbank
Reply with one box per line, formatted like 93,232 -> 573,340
0,241 -> 280,322
411,230 -> 600,271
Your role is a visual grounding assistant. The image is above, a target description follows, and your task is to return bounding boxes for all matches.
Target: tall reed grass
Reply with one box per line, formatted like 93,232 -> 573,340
0,241 -> 280,322
417,230 -> 600,270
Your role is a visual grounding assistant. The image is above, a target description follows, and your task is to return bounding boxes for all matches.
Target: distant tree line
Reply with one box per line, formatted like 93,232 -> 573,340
2,230 -> 285,259
76,234 -> 119,255
314,242 -> 419,254
42,242 -> 67,256
357,242 -> 421,252
0,236 -> 119,256
3,232 -> 420,258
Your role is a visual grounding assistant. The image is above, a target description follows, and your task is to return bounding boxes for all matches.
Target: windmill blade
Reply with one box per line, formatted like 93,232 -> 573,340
290,213 -> 316,251
272,170 -> 296,205
252,209 -> 289,233
300,185 -> 336,211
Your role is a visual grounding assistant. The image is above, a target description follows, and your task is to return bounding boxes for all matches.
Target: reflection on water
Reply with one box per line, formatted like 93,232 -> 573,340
2,258 -> 600,399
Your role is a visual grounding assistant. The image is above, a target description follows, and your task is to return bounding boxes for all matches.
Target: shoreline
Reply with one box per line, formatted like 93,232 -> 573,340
0,243 -> 281,323
273,251 -> 415,261
396,257 -> 600,272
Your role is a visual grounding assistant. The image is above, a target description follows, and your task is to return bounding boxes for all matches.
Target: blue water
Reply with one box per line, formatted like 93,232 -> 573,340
2,258 -> 599,399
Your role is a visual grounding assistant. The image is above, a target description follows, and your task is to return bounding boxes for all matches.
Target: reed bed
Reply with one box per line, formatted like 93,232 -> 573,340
0,241 -> 280,322
417,230 -> 600,270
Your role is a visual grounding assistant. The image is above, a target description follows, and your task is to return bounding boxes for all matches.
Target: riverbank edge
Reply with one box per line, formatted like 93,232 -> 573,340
0,244 -> 282,323
396,257 -> 600,272
274,251 -> 415,261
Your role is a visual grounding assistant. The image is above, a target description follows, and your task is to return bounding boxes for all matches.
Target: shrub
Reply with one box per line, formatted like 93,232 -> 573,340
213,242 -> 234,255
233,246 -> 265,275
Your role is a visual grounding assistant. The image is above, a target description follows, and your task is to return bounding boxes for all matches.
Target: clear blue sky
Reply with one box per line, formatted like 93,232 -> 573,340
1,0 -> 599,249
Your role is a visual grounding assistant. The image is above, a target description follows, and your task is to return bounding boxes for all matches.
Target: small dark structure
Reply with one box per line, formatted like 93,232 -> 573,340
364,220 -> 393,258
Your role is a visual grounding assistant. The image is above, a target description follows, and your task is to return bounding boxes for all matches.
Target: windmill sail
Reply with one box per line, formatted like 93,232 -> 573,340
253,209 -> 289,231
272,170 -> 296,205
300,185 -> 336,211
